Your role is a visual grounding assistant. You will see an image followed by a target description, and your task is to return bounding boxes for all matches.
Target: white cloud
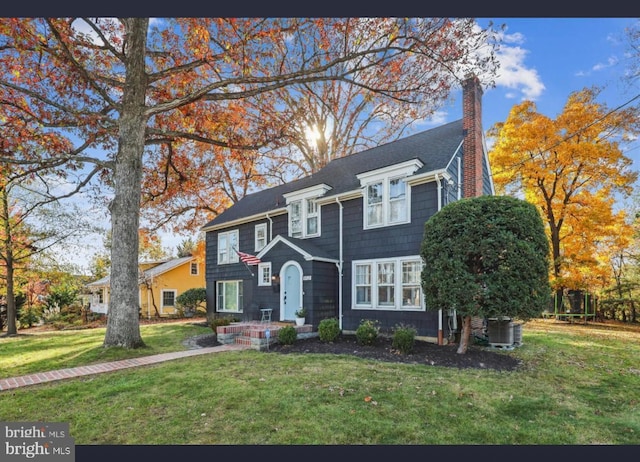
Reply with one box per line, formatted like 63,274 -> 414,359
592,55 -> 619,72
492,30 -> 546,101
423,110 -> 449,126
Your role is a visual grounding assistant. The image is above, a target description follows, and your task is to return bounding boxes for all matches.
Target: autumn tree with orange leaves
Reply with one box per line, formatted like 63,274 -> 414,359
0,18 -> 500,348
488,87 -> 639,310
140,19 -> 504,236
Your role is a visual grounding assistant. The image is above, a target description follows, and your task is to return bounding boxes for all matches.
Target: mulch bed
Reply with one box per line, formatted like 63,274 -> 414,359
196,333 -> 522,371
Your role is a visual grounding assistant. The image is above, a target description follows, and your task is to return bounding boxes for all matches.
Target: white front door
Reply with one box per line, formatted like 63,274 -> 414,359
281,262 -> 302,321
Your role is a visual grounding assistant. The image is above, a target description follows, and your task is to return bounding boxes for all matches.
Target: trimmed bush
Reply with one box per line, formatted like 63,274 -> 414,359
209,317 -> 231,333
278,325 -> 297,345
318,318 -> 340,342
355,319 -> 380,346
392,324 -> 417,354
176,288 -> 207,317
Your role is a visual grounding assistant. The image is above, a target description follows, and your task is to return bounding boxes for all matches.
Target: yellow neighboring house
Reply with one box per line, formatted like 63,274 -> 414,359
87,256 -> 206,318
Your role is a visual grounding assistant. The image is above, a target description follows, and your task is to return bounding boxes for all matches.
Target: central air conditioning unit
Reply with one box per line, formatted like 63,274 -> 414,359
487,318 -> 513,347
512,323 -> 523,346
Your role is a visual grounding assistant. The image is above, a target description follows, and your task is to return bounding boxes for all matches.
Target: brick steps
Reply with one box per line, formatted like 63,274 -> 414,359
216,321 -> 314,351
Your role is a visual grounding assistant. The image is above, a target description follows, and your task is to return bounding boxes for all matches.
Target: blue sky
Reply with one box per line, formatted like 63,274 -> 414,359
446,18 -> 639,163
9,16 -> 637,272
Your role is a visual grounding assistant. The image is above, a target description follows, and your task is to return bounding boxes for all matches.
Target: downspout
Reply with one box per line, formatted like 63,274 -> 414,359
435,173 -> 444,344
335,197 -> 344,330
457,156 -> 462,200
266,213 -> 273,240
435,173 -> 442,211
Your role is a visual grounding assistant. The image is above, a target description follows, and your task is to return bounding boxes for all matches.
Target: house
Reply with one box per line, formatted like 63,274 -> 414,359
86,255 -> 205,318
201,75 -> 494,343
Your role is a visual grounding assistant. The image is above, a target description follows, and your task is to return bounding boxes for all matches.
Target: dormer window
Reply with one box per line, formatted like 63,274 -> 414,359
365,177 -> 408,227
283,184 -> 331,239
289,198 -> 318,238
358,159 -> 421,229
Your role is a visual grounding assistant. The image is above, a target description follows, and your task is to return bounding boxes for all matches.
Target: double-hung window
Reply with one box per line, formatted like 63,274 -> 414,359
283,184 -> 330,239
217,230 -> 239,264
289,200 -> 303,237
357,160 -> 421,229
217,280 -> 243,312
162,289 -> 177,309
366,182 -> 384,227
388,178 -> 408,223
306,200 -> 318,235
355,264 -> 372,305
255,223 -> 268,251
364,177 -> 408,228
353,257 -> 423,310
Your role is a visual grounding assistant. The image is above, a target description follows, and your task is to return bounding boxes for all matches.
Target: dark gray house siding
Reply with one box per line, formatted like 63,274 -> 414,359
339,181 -> 442,335
482,151 -> 494,195
202,75 -> 492,343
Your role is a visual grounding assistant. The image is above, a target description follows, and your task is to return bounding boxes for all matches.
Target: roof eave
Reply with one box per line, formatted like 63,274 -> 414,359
201,207 -> 287,233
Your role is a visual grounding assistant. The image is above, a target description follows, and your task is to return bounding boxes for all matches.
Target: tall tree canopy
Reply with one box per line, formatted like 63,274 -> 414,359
421,195 -> 551,354
487,87 -> 639,303
0,17 -> 500,348
1,95 -> 96,335
139,18 -> 503,234
0,175 -> 95,335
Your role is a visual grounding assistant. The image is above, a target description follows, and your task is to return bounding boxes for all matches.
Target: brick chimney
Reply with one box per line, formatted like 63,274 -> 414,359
462,74 -> 484,198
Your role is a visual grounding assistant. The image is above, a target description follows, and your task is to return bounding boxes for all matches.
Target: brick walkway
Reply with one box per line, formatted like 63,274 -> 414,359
0,343 -> 248,392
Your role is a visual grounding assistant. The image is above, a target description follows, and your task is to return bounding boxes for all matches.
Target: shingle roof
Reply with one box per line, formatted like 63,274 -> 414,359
85,256 -> 194,287
86,275 -> 110,287
203,119 -> 464,229
143,256 -> 193,278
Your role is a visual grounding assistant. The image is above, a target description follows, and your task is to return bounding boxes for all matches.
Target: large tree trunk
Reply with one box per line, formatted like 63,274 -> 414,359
3,256 -> 17,336
1,189 -> 17,336
456,315 -> 472,354
103,18 -> 149,349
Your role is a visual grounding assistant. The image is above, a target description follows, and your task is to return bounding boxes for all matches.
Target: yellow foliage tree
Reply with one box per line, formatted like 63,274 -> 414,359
488,87 -> 639,307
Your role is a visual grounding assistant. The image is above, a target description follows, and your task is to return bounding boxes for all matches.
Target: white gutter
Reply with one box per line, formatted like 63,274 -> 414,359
435,174 -> 443,344
266,212 -> 273,241
435,173 -> 442,211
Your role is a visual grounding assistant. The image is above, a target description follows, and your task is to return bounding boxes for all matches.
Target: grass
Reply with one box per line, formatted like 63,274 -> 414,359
0,318 -> 639,445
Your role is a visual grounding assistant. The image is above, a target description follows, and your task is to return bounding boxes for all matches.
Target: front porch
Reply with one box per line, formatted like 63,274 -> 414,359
216,321 -> 315,351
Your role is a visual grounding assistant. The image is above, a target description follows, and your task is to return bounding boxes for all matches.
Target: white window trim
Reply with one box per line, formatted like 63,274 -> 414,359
357,160 -> 421,230
352,256 -> 424,311
287,198 -> 321,238
216,280 -> 244,313
161,289 -> 178,310
190,261 -> 199,276
356,159 -> 423,185
363,176 -> 410,229
217,230 -> 239,265
255,223 -> 268,251
258,262 -> 272,287
283,184 -> 330,239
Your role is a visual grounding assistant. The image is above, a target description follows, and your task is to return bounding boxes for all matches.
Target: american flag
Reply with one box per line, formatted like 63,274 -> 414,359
236,250 -> 261,266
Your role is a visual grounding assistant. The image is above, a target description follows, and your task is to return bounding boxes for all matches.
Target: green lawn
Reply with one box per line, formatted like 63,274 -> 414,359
1,318 -> 638,445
